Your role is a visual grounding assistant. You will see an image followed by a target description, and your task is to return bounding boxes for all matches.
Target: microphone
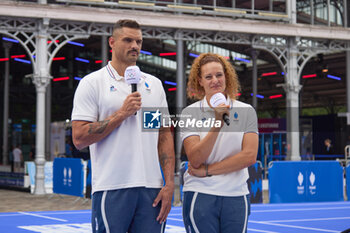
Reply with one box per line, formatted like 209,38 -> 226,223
210,93 -> 230,126
124,66 -> 141,115
124,65 -> 141,93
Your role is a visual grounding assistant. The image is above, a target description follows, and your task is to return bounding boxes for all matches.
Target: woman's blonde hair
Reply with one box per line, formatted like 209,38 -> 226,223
187,53 -> 240,100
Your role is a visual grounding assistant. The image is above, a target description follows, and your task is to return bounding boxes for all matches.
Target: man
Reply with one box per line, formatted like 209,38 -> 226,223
324,138 -> 334,155
12,145 -> 23,173
71,19 -> 175,233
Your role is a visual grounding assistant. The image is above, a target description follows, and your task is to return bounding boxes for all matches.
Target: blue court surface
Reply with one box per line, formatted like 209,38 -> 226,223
1,201 -> 349,233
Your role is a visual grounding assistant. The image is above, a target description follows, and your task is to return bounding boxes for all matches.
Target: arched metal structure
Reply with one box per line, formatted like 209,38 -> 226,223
1,0 -> 350,192
1,17 -> 89,194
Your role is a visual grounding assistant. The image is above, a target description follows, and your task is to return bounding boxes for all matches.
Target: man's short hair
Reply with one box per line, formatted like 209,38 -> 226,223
113,19 -> 140,34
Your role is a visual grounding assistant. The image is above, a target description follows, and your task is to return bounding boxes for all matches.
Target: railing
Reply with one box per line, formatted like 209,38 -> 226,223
296,0 -> 347,27
52,0 -> 290,22
7,0 -> 348,27
262,153 -> 347,178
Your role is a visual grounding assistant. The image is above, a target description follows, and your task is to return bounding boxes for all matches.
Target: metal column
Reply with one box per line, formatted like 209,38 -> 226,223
269,0 -> 273,11
310,0 -> 314,25
251,49 -> 258,109
45,83 -> 51,161
347,51 -> 350,113
344,0 -> 348,27
2,42 -> 11,166
32,19 -> 51,195
284,37 -> 302,161
175,37 -> 185,172
327,0 -> 331,26
288,0 -> 297,24
101,35 -> 108,67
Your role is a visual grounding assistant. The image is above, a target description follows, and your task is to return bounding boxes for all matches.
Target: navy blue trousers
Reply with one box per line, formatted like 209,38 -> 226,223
183,192 -> 250,233
92,187 -> 165,233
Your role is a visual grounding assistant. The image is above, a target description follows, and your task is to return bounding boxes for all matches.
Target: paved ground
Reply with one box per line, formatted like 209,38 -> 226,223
0,186 -> 184,213
0,187 -> 268,213
0,189 -> 92,213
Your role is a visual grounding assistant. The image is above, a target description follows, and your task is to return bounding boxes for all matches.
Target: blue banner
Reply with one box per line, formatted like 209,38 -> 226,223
25,161 -> 53,193
247,162 -> 263,203
85,160 -> 91,199
269,161 -> 343,203
53,158 -> 84,197
0,172 -> 24,187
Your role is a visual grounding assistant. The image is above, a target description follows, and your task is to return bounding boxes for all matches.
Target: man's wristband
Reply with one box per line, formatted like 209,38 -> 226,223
205,164 -> 212,177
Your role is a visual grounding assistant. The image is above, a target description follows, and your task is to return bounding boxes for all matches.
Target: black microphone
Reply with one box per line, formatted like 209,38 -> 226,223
210,93 -> 230,126
222,113 -> 230,126
131,83 -> 137,93
124,65 -> 141,115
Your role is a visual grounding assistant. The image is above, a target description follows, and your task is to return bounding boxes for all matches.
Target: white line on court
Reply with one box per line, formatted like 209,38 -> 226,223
18,211 -> 68,222
169,207 -> 182,211
0,213 -> 24,217
252,206 -> 350,213
250,221 -> 339,232
0,211 -> 90,218
247,228 -> 278,233
4,210 -> 91,217
267,216 -> 350,223
252,202 -> 350,208
167,217 -> 184,222
42,211 -> 91,214
168,213 -> 182,216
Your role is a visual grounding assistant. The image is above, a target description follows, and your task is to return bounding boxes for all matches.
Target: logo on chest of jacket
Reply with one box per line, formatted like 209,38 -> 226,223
233,112 -> 239,121
110,85 -> 117,92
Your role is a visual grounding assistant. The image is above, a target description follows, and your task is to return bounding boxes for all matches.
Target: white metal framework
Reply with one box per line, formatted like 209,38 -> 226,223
1,0 -> 350,193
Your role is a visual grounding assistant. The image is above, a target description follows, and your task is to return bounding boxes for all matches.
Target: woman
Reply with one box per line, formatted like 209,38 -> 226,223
181,53 -> 259,233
